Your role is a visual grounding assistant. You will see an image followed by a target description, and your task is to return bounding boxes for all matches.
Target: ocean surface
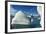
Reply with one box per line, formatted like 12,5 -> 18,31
10,17 -> 41,29
11,20 -> 41,29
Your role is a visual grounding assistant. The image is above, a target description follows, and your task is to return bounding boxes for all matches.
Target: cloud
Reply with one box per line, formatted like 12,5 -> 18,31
37,6 -> 42,16
10,7 -> 17,16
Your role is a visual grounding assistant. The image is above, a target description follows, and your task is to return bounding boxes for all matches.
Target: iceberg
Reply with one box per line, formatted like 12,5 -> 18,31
11,11 -> 30,25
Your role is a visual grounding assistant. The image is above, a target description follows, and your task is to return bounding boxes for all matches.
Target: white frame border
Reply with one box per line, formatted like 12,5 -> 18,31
7,2 -> 44,32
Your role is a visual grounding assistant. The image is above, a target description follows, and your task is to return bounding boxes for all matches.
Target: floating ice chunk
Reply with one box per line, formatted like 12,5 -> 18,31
38,17 -> 41,20
31,18 -> 33,22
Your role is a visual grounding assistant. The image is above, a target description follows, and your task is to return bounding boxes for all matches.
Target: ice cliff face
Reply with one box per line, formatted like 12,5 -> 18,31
11,11 -> 30,25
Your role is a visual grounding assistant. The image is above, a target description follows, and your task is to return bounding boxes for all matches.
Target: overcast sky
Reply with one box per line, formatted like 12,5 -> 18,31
10,5 -> 38,16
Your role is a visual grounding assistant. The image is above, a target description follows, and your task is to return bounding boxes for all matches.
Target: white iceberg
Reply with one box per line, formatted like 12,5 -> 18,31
11,11 -> 30,25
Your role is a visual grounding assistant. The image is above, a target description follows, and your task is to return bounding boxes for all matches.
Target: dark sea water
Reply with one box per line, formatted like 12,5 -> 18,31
11,24 -> 41,29
10,15 -> 41,29
11,19 -> 41,29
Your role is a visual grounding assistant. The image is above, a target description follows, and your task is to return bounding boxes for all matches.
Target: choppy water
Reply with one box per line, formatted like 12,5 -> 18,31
10,15 -> 41,29
11,19 -> 41,29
